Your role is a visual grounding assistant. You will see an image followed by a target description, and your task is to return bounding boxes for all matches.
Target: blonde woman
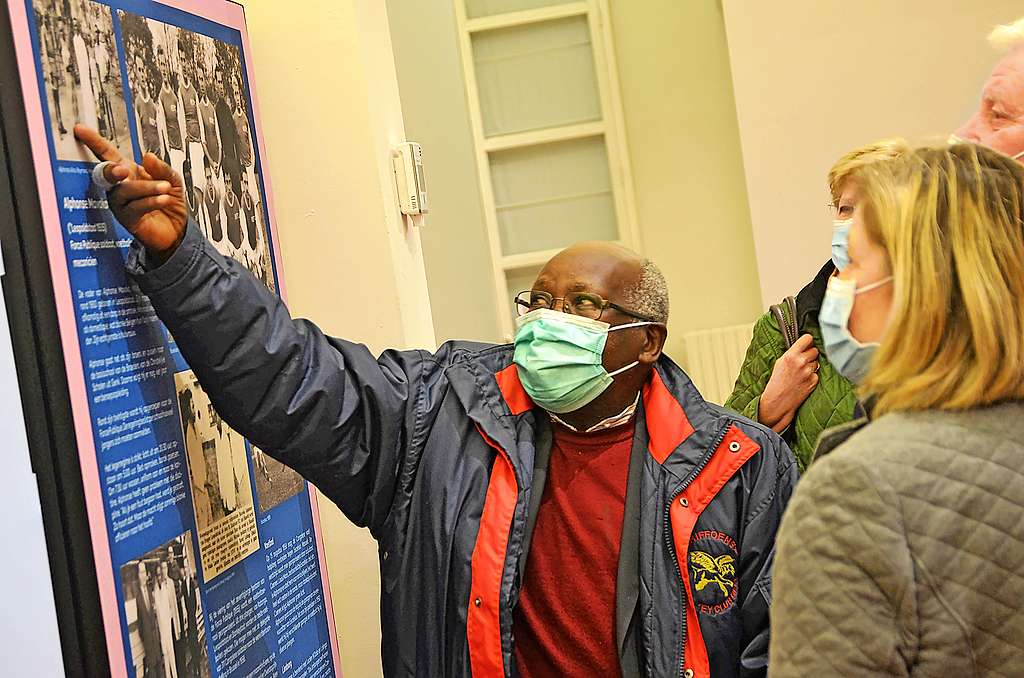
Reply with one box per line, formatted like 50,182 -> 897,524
769,143 -> 1024,676
726,139 -> 908,471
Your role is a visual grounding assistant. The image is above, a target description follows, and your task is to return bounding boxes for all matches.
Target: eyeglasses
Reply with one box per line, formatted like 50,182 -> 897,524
827,200 -> 856,219
514,290 -> 656,323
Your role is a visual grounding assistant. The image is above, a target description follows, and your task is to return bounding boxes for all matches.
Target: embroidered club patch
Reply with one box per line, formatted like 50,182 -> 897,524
689,530 -> 738,615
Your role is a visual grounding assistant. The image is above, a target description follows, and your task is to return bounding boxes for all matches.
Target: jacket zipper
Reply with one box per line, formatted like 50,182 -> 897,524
662,422 -> 730,678
474,423 -> 524,677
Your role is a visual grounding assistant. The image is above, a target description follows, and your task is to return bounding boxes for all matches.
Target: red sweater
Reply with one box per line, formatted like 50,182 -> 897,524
513,421 -> 634,677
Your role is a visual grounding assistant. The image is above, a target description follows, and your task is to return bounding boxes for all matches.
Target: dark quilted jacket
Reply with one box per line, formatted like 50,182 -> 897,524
724,262 -> 857,471
769,401 -> 1024,676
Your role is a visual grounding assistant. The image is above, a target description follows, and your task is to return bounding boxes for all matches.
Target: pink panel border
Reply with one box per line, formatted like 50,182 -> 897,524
5,0 -> 339,674
5,0 -> 127,673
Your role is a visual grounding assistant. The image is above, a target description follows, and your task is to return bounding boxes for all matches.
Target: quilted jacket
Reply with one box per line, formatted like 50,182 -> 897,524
127,222 -> 799,677
769,401 -> 1024,677
724,261 -> 857,471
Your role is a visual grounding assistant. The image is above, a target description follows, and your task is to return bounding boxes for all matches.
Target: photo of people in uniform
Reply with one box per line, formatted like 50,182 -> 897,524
175,370 -> 259,581
31,0 -> 131,161
120,532 -> 210,678
118,12 -> 275,292
175,370 -> 253,533
251,444 -> 306,514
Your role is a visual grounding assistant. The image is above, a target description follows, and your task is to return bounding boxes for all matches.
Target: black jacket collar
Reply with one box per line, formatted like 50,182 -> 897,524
812,397 -> 872,463
795,260 -> 836,328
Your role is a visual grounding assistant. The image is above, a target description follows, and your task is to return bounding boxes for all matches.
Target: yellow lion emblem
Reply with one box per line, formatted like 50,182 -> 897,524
689,551 -> 736,597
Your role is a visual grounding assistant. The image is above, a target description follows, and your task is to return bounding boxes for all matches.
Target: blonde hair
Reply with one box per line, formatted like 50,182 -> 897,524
854,143 -> 1024,415
827,138 -> 910,204
989,16 -> 1024,52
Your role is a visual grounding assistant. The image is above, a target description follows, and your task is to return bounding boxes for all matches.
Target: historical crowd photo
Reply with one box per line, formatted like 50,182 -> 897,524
32,0 -> 131,162
118,12 -> 275,292
120,532 -> 210,678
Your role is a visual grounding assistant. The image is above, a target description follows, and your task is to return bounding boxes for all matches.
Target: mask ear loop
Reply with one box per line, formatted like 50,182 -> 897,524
855,276 -> 893,295
608,320 -> 661,332
607,360 -> 640,378
605,321 -> 663,378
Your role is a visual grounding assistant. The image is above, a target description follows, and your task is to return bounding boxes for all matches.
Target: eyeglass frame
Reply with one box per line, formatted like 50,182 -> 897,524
514,289 -> 659,324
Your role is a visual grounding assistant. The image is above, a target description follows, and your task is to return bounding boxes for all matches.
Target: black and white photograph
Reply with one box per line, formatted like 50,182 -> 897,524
118,12 -> 275,292
251,444 -> 305,514
121,532 -> 211,678
175,369 -> 259,581
32,0 -> 131,162
176,370 -> 253,534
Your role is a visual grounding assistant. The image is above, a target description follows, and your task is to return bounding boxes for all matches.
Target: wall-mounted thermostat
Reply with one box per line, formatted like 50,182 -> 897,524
392,142 -> 428,222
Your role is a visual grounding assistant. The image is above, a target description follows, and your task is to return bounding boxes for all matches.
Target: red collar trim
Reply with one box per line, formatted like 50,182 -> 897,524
642,370 -> 695,464
495,365 -> 534,416
496,365 -> 695,462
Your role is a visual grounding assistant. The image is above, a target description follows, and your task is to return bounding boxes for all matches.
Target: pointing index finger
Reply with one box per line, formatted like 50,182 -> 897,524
73,124 -> 123,164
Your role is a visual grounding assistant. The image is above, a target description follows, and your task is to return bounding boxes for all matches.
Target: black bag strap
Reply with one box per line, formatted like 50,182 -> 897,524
769,296 -> 800,349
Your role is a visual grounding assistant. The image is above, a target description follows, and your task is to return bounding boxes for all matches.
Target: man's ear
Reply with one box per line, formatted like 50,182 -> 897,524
638,324 -> 667,365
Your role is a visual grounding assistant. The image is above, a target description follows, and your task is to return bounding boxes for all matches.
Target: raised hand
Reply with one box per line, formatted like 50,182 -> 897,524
74,124 -> 188,262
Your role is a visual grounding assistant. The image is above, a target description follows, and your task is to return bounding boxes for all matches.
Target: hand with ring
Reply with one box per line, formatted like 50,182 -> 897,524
758,333 -> 821,433
74,124 -> 188,264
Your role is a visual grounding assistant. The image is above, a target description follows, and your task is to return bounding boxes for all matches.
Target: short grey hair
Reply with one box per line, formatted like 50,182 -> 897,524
989,17 -> 1024,52
621,259 -> 669,324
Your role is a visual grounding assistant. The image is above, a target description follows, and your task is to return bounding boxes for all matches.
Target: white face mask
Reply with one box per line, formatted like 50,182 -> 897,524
832,218 -> 853,271
819,275 -> 893,383
948,133 -> 1024,160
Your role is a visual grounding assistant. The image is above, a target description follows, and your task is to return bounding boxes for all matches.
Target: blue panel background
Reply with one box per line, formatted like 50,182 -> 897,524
21,1 -> 336,675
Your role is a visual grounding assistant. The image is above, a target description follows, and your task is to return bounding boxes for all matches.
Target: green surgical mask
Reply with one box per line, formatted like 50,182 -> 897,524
513,308 -> 654,414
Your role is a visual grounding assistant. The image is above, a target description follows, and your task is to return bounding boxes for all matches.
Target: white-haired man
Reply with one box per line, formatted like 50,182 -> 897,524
954,17 -> 1024,158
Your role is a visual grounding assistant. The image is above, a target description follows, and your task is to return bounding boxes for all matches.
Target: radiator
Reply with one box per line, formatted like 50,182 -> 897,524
681,322 -> 756,406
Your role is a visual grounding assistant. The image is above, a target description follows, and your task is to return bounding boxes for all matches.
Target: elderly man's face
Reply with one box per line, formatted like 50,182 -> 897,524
530,243 -> 649,373
955,46 -> 1024,158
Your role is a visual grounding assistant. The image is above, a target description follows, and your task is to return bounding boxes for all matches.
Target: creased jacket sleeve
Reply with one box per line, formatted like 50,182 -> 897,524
735,429 -> 799,678
724,313 -> 783,424
768,451 -> 915,677
127,222 -> 428,536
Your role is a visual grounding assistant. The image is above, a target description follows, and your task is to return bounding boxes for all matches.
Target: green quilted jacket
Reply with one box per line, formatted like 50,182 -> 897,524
724,261 -> 858,471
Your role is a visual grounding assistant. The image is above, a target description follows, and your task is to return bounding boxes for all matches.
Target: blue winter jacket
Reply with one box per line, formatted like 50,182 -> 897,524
127,222 -> 799,678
